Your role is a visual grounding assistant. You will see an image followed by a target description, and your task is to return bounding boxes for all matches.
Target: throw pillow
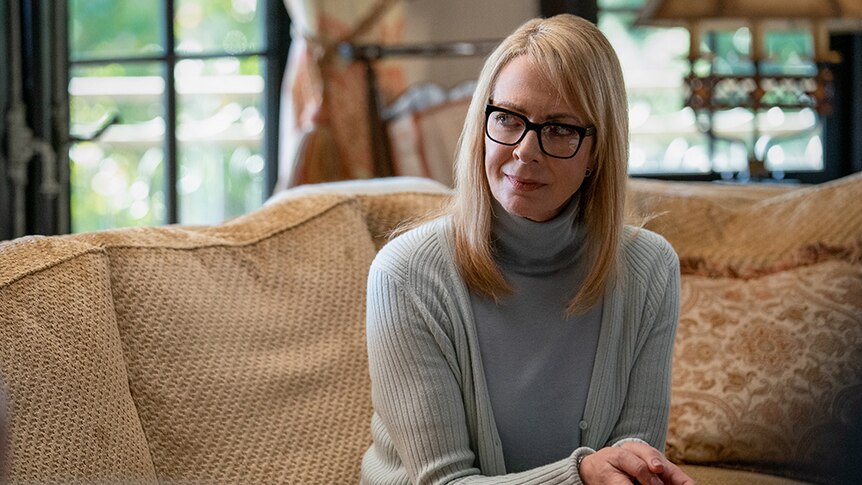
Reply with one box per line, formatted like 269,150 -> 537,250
100,195 -> 379,484
668,257 -> 862,484
0,238 -> 157,483
387,98 -> 470,187
628,172 -> 862,272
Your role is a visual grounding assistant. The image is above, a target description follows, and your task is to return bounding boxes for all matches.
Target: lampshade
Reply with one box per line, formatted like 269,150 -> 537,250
638,0 -> 862,24
637,0 -> 862,61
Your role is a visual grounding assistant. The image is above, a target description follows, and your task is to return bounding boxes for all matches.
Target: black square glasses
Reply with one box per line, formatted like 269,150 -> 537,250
485,104 -> 595,159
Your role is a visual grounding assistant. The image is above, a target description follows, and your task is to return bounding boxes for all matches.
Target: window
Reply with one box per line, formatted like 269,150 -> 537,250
67,0 -> 287,232
597,0 -> 826,180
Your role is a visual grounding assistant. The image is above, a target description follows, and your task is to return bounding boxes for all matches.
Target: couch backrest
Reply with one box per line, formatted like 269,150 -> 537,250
0,237 -> 157,483
0,185 -> 451,484
80,194 -> 384,484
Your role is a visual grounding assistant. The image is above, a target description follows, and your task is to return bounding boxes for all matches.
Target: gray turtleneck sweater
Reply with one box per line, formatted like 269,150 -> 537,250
361,211 -> 680,485
471,199 -> 602,472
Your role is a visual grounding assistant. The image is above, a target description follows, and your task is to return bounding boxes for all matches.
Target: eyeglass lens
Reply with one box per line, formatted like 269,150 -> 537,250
486,109 -> 582,158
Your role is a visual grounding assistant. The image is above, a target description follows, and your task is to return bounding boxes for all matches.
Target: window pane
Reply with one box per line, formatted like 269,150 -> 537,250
598,0 -> 645,9
762,110 -> 823,172
708,30 -> 821,172
709,28 -> 816,76
601,8 -> 824,175
175,0 -> 264,54
764,30 -> 815,75
599,11 -> 708,174
69,0 -> 164,59
176,57 -> 265,225
69,63 -> 167,232
710,29 -> 760,77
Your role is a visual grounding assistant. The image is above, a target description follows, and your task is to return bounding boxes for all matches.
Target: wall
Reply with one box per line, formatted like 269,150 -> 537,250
399,0 -> 539,90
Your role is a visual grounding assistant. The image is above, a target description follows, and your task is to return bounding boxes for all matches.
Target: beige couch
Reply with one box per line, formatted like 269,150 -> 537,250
1,175 -> 860,485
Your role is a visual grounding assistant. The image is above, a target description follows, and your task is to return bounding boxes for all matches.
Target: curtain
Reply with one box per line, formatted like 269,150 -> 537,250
277,0 -> 406,188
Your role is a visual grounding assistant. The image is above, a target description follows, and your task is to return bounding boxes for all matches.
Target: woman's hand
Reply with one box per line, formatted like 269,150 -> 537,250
579,441 -> 695,485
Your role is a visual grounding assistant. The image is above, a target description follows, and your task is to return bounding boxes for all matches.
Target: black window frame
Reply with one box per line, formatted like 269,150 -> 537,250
0,0 -> 289,239
66,0 -> 290,226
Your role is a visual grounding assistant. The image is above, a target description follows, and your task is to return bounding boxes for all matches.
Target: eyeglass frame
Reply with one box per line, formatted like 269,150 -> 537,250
484,104 -> 596,159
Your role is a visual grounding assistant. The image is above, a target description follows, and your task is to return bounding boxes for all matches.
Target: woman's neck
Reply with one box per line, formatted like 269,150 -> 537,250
491,196 -> 585,274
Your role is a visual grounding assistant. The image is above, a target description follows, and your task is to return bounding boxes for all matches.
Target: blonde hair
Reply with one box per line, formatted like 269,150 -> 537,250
431,14 -> 629,315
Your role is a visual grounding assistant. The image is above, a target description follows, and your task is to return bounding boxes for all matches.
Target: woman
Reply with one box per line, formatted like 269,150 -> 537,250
361,14 -> 692,485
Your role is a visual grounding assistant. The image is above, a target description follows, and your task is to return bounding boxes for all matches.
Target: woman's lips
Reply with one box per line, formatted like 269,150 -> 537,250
505,174 -> 544,192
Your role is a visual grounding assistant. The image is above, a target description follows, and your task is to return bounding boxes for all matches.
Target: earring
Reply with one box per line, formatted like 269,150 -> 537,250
584,168 -> 592,178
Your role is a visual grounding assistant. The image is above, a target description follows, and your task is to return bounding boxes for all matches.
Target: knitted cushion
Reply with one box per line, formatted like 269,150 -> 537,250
94,195 -> 378,484
0,237 -> 157,484
627,177 -> 797,211
625,179 -> 793,252
627,173 -> 862,271
668,255 -> 862,484
266,176 -> 452,250
355,191 -> 450,249
0,380 -> 6,479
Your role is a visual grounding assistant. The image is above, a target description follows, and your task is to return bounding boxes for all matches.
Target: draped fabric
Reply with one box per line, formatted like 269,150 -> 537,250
277,0 -> 406,189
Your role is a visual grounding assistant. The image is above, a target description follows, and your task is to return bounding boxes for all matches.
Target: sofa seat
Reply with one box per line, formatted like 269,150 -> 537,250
681,465 -> 810,485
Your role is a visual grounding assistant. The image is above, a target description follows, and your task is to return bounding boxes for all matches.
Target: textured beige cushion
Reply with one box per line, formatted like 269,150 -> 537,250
627,177 -> 798,210
668,256 -> 862,483
355,191 -> 450,249
0,237 -> 157,484
625,178 -> 794,252
266,176 -> 452,250
86,195 -> 378,484
627,173 -> 862,271
679,464 -> 811,484
0,380 -> 6,480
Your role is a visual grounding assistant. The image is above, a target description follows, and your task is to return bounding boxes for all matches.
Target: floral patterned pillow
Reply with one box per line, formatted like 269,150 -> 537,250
668,257 -> 862,484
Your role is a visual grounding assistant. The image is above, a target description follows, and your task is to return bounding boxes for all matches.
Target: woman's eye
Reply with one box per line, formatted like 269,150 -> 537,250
494,113 -> 520,128
545,124 -> 575,137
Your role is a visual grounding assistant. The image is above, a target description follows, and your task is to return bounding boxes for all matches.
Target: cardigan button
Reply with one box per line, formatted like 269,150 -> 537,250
578,420 -> 588,430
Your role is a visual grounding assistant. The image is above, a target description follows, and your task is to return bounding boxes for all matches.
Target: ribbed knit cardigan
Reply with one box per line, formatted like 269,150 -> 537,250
360,217 -> 681,485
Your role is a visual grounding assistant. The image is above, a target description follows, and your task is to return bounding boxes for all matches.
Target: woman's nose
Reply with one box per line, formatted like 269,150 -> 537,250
513,128 -> 543,162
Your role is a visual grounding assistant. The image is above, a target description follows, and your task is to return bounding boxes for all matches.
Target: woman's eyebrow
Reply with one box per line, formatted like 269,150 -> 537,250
491,100 -> 581,124
491,100 -> 526,113
544,113 -> 580,123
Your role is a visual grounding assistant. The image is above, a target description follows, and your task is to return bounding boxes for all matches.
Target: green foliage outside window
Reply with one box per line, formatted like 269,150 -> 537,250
68,0 -> 267,232
597,0 -> 823,175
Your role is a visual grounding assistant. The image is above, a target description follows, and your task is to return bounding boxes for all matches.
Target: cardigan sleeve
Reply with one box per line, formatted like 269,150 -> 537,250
364,261 -> 590,485
606,242 -> 681,450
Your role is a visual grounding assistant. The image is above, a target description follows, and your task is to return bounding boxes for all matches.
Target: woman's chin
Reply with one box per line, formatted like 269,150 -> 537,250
499,200 -> 553,222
